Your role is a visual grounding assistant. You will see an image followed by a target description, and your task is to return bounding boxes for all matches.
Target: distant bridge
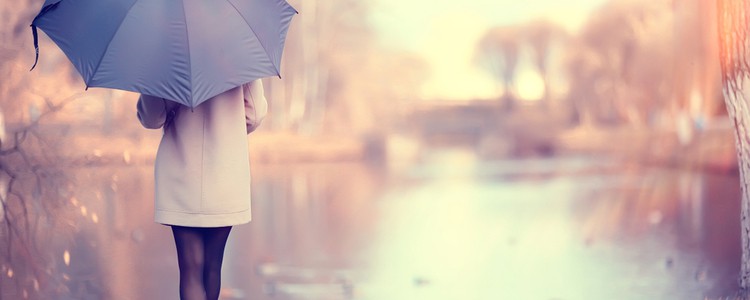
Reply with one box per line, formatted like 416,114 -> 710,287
399,99 -> 573,157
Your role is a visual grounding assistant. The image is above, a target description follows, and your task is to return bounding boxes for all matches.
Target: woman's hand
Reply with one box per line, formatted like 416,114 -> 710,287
243,80 -> 268,134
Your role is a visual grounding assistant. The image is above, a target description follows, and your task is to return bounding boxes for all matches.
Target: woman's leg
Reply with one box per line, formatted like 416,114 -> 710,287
172,226 -> 207,300
201,226 -> 232,300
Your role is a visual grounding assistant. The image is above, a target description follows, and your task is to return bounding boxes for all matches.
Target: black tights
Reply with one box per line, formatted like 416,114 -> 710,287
171,226 -> 232,300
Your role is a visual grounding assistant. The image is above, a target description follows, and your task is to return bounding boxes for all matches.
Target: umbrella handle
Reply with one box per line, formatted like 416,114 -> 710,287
30,24 -> 39,72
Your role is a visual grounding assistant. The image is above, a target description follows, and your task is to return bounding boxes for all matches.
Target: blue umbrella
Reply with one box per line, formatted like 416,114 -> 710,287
30,0 -> 297,108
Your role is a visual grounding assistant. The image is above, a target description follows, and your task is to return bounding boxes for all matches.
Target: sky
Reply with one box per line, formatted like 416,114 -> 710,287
370,0 -> 609,100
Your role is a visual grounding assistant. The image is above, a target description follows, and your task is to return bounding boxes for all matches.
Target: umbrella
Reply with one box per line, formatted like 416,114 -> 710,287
30,0 -> 297,108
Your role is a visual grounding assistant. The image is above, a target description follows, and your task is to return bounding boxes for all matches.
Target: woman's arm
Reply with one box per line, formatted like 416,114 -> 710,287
136,95 -> 177,129
243,80 -> 268,134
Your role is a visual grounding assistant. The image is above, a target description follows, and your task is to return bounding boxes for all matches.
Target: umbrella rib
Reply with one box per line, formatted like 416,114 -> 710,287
86,0 -> 141,87
224,0 -> 280,76
181,0 -> 194,105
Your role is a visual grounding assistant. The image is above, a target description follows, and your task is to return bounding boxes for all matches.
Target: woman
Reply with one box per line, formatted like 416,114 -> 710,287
136,80 -> 268,300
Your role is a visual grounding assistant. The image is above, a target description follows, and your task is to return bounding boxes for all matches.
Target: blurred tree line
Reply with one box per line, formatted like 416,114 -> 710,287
268,0 -> 428,135
476,0 -> 722,135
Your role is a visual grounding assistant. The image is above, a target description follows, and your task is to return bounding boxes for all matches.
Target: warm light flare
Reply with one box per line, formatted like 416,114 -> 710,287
516,69 -> 545,101
63,250 -> 70,266
80,206 -> 87,216
123,150 -> 131,164
92,213 -> 99,223
111,174 -> 119,192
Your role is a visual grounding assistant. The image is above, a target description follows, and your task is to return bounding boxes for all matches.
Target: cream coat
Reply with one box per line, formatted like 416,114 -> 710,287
137,80 -> 267,227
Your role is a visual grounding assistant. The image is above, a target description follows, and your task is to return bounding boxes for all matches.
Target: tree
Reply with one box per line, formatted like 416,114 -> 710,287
718,0 -> 750,290
265,0 -> 428,135
476,26 -> 521,108
0,1 -> 104,298
563,0 -> 675,126
522,19 -> 567,107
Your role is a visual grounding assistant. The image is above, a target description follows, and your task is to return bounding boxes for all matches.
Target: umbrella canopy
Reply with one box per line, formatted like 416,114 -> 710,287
31,0 -> 297,108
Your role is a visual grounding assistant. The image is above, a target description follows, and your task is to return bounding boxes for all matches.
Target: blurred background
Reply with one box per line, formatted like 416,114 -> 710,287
0,0 -> 743,299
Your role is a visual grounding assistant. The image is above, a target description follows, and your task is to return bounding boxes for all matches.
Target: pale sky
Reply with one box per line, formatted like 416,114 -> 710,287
371,0 -> 609,100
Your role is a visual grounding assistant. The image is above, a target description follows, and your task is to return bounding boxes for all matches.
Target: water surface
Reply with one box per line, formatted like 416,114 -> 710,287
62,149 -> 741,299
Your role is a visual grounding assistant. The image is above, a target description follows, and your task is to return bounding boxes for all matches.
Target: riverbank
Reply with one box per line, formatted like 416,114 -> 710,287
555,123 -> 738,174
61,130 -> 369,166
57,123 -> 740,175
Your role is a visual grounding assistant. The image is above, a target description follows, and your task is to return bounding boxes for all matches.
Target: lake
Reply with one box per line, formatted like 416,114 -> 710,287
51,148 -> 742,299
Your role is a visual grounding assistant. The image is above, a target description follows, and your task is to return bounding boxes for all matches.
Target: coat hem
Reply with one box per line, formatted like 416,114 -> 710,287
155,208 -> 251,227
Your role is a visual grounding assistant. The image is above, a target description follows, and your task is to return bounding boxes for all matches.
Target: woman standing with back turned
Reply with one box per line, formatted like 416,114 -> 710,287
136,80 -> 267,300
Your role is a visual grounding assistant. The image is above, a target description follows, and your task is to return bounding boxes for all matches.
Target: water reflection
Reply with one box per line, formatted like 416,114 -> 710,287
62,150 -> 740,299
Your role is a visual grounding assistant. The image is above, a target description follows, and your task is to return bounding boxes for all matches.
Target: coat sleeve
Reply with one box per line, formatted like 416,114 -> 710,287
243,80 -> 268,134
136,95 -> 178,129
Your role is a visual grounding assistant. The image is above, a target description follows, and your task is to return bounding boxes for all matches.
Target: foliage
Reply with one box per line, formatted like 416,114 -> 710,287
475,0 -> 721,129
